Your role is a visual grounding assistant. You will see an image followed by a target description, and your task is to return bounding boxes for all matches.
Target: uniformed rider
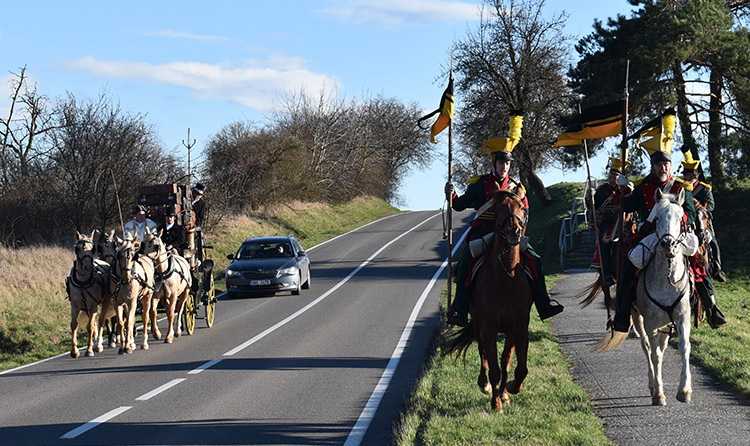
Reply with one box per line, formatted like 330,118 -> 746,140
680,149 -> 727,328
445,113 -> 564,326
593,157 -> 630,288
611,127 -> 696,332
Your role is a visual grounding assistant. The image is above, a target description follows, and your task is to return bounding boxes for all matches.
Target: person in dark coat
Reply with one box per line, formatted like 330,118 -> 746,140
192,183 -> 206,228
159,209 -> 186,254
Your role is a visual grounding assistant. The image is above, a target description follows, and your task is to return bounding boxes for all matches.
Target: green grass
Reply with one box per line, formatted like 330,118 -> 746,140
687,179 -> 750,399
0,196 -> 400,371
394,283 -> 611,446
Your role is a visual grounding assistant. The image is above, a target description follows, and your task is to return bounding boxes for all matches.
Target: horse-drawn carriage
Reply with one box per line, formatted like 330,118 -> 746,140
137,183 -> 215,334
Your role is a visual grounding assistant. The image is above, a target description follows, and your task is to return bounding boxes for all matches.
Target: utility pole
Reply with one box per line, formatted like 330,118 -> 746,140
182,128 -> 196,189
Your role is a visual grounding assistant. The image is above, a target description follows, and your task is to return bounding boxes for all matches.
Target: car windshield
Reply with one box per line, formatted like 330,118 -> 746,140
237,241 -> 293,259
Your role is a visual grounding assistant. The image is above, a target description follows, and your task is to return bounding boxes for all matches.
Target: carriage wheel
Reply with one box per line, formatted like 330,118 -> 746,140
205,274 -> 215,328
185,292 -> 196,335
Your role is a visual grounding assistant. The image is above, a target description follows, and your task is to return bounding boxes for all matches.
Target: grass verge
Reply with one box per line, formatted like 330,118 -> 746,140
0,196 -> 399,371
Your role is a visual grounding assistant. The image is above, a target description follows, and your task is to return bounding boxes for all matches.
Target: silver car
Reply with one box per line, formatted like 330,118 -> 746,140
225,235 -> 311,298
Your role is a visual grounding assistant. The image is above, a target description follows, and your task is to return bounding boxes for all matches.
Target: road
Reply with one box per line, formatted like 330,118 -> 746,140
0,210 -> 470,446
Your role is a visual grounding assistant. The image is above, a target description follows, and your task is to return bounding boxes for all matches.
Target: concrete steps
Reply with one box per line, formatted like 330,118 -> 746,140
565,228 -> 597,269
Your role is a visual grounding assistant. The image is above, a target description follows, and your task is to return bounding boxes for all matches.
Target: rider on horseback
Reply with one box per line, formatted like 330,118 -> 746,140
594,157 -> 631,288
611,117 -> 697,332
445,112 -> 564,326
680,148 -> 727,328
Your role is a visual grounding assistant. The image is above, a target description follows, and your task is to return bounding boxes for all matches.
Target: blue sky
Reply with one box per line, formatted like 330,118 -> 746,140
0,0 -> 636,210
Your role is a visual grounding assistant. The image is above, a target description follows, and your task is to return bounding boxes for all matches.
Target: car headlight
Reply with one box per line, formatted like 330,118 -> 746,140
226,269 -> 242,278
277,265 -> 298,277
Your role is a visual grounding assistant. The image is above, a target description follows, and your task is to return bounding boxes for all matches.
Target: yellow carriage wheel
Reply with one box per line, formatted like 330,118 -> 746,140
185,292 -> 196,335
205,274 -> 215,328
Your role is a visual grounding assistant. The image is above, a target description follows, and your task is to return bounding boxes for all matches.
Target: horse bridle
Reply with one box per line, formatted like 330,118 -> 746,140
111,244 -> 152,302
494,193 -> 527,277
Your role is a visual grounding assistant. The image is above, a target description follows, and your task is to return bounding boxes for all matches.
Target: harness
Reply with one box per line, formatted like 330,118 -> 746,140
110,248 -> 154,304
152,250 -> 190,291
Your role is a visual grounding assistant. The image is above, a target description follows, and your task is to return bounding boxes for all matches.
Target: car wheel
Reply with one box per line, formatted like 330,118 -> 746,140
292,272 -> 301,295
302,268 -> 311,289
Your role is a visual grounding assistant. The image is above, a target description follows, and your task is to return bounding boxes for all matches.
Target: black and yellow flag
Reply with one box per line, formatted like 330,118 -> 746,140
418,77 -> 454,143
553,101 -> 624,148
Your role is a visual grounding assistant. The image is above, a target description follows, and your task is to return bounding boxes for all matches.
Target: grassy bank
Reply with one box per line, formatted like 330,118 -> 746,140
688,179 -> 750,398
0,196 -> 400,371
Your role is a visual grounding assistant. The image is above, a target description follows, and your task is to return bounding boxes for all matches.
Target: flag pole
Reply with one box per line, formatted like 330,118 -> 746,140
446,49 -> 454,320
579,104 -> 604,291
616,61 -> 630,279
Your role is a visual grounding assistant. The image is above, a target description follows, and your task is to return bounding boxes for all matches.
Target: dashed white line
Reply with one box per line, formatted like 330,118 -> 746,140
135,378 -> 186,401
60,406 -> 132,439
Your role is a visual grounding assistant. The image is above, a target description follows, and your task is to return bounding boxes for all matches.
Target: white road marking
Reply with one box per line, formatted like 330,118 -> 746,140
135,378 -> 186,401
344,226 -> 469,446
223,212 -> 441,357
188,358 -> 223,374
60,406 -> 132,439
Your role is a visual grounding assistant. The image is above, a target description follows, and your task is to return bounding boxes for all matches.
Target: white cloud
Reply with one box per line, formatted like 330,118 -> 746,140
140,29 -> 233,42
59,56 -> 340,111
321,0 -> 480,27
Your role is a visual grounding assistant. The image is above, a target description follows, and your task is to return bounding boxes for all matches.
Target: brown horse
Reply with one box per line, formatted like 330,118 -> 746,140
444,190 -> 533,412
578,209 -> 636,325
109,237 -> 155,354
140,228 -> 192,344
66,231 -> 110,358
94,228 -> 123,349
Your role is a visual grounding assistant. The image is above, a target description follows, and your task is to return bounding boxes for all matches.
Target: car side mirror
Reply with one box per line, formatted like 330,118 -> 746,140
226,254 -> 234,260
297,250 -> 306,257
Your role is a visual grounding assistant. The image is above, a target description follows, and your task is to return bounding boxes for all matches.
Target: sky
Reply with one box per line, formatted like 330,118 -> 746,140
0,0 -> 637,211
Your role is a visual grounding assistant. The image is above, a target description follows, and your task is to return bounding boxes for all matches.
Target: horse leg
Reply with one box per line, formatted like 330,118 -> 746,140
675,314 -> 693,403
499,340 -> 514,404
475,331 -> 491,394
165,292 -> 177,343
507,336 -> 528,398
151,295 -> 162,340
633,311 -> 656,394
649,330 -> 667,406
70,305 -> 80,359
140,292 -> 152,350
482,331 -> 504,413
121,301 -> 136,354
85,309 -> 97,357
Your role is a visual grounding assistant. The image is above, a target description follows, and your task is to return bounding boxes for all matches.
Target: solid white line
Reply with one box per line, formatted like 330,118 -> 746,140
135,378 -> 186,401
223,212 -> 441,357
59,406 -> 132,439
304,213 -> 400,252
188,358 -> 223,374
343,227 -> 469,446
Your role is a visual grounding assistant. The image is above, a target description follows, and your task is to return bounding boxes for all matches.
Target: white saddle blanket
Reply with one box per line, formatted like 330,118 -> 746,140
628,232 -> 699,269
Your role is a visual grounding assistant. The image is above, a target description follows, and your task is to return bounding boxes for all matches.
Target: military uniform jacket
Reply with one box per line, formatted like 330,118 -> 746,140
690,180 -> 714,212
594,183 -> 620,227
451,173 -> 528,240
192,198 -> 206,227
624,174 -> 696,227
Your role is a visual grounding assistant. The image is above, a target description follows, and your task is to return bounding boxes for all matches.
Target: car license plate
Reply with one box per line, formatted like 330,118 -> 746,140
250,279 -> 271,286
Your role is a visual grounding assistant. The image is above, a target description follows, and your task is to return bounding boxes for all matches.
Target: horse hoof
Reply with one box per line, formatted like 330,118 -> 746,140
677,392 -> 692,403
109,342 -> 117,348
501,392 -> 510,404
165,337 -> 173,344
480,383 -> 491,394
85,350 -> 95,357
141,344 -> 149,350
175,331 -> 182,338
95,345 -> 103,353
118,348 -> 126,355
652,396 -> 667,406
506,380 -> 522,395
153,332 -> 161,340
71,350 -> 79,359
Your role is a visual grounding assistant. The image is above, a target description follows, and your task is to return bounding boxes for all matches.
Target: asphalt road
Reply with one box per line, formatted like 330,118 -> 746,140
0,210 -> 471,446
551,269 -> 750,446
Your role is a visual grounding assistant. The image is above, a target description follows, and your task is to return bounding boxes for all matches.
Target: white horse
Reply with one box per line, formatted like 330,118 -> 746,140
598,188 -> 697,405
140,228 -> 192,344
66,231 -> 110,358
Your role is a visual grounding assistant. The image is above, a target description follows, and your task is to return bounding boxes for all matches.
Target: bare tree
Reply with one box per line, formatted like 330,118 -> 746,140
453,0 -> 574,204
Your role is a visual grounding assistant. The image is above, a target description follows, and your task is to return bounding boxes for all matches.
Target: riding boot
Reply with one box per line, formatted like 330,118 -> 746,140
613,260 -> 637,332
527,248 -> 563,320
448,243 -> 471,326
709,237 -> 727,282
697,279 -> 727,329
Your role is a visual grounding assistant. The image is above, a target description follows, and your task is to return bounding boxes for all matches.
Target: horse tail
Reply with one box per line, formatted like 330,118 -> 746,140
443,322 -> 476,361
576,278 -> 602,308
594,328 -> 629,353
